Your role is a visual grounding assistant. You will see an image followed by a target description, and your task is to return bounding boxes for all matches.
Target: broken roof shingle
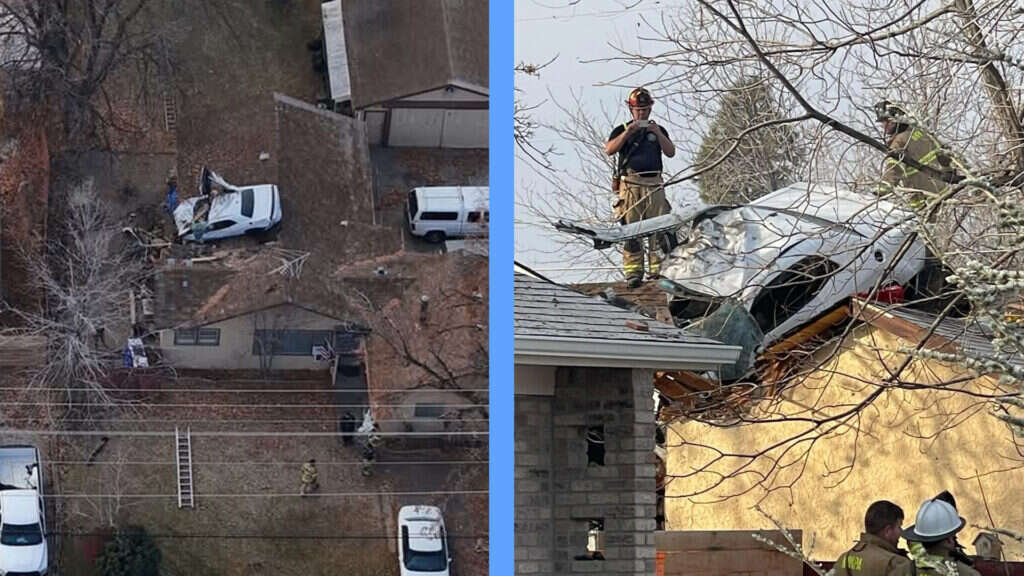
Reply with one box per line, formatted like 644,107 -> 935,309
514,272 -> 720,345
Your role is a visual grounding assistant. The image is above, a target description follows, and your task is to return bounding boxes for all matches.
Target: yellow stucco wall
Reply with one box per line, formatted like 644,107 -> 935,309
665,324 -> 1024,561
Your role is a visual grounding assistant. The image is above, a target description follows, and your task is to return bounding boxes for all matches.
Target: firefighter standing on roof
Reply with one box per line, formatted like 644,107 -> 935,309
834,500 -> 915,576
606,87 -> 676,288
874,100 -> 957,212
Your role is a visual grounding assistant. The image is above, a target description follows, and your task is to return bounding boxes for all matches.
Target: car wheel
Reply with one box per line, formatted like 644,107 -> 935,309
425,231 -> 445,243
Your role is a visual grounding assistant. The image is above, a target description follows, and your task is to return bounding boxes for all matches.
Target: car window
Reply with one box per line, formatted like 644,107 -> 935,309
467,211 -> 481,223
241,189 -> 254,218
749,256 -> 839,335
1,522 -> 43,546
402,525 -> 448,572
420,211 -> 458,221
210,219 -> 236,231
484,211 -> 489,222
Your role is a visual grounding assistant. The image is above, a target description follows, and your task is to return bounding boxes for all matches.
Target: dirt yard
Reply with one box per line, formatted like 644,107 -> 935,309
33,374 -> 487,576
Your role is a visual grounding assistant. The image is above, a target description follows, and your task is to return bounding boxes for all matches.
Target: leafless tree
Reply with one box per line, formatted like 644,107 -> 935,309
1,181 -> 145,408
0,0 -> 163,143
519,0 -> 1024,517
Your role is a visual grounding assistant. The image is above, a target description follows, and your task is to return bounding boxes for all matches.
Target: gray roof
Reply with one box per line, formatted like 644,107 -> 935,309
342,0 -> 488,109
515,273 -> 723,345
860,300 -> 1024,367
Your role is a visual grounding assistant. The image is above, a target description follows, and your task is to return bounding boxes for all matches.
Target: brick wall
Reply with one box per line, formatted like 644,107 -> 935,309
516,394 -> 555,574
516,366 -> 657,576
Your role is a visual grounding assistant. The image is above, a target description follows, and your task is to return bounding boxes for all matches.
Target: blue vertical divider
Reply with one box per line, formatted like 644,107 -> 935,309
489,1 -> 512,574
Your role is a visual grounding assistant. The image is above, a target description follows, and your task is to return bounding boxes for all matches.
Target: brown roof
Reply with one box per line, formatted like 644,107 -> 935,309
273,93 -> 402,262
573,281 -> 673,322
153,252 -> 413,330
341,0 -> 488,109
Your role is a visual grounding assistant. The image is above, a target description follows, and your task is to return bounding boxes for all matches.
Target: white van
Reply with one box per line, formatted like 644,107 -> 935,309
407,186 -> 489,243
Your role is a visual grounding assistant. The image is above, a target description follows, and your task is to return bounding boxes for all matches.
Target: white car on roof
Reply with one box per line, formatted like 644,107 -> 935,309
556,182 -> 928,378
173,167 -> 281,243
398,505 -> 451,575
0,445 -> 47,576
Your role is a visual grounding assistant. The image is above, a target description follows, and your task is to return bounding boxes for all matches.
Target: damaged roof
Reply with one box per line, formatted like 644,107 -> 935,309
153,253 -> 408,329
341,0 -> 488,109
573,280 -> 672,321
514,270 -> 741,370
855,298 -> 1024,367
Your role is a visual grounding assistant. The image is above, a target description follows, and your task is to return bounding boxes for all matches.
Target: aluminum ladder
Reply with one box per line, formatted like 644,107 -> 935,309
175,426 -> 194,509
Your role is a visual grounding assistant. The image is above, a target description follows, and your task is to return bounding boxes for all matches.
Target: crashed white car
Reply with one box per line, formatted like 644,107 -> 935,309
557,183 -> 927,376
173,167 -> 281,242
398,505 -> 451,575
0,446 -> 47,576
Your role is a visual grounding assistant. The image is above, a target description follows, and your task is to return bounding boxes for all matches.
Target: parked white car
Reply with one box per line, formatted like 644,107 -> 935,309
408,186 -> 489,243
0,445 -> 47,576
556,183 -> 928,377
398,505 -> 451,575
173,167 -> 281,243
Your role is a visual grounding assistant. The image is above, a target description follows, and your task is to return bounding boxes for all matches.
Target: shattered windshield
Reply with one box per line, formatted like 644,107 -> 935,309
684,300 -> 763,381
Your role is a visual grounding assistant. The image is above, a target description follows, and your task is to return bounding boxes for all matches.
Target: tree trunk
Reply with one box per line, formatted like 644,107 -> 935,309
955,0 -> 1024,172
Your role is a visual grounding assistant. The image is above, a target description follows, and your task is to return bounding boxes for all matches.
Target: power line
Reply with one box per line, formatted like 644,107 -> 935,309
0,402 -> 489,408
0,417 -> 489,424
36,489 -> 488,499
48,530 -> 488,541
0,387 -> 490,393
45,459 -> 488,466
0,429 -> 488,437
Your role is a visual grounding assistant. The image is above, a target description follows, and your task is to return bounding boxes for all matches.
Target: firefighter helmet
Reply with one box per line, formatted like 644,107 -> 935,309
901,499 -> 966,543
627,87 -> 654,108
874,100 -> 910,123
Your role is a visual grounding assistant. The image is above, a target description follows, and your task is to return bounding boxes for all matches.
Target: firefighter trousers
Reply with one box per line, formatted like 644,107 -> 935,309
618,172 -> 669,280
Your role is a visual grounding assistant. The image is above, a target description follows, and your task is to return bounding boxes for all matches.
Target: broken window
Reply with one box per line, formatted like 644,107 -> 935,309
574,519 -> 605,560
420,211 -> 458,221
586,426 -> 605,466
174,328 -> 220,346
749,256 -> 839,335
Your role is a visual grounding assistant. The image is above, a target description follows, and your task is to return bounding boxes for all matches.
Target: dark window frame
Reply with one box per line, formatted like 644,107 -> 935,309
419,211 -> 459,221
209,219 -> 237,231
414,404 -> 445,418
240,188 -> 255,218
252,329 -> 335,357
174,327 -> 221,346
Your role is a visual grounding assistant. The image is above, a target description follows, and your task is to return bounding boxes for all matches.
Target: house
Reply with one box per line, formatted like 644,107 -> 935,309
513,267 -> 741,576
152,258 -> 370,373
661,297 -> 1024,563
328,0 -> 488,148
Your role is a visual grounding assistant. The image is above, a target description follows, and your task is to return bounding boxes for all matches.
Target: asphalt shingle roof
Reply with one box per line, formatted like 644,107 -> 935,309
861,300 -> 1024,367
514,273 -> 722,345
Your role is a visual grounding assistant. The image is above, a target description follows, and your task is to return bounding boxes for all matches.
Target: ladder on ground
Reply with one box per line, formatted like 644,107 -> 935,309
163,91 -> 177,133
175,426 -> 194,509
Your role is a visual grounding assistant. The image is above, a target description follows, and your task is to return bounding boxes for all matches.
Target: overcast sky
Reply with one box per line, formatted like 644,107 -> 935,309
513,0 -> 705,283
